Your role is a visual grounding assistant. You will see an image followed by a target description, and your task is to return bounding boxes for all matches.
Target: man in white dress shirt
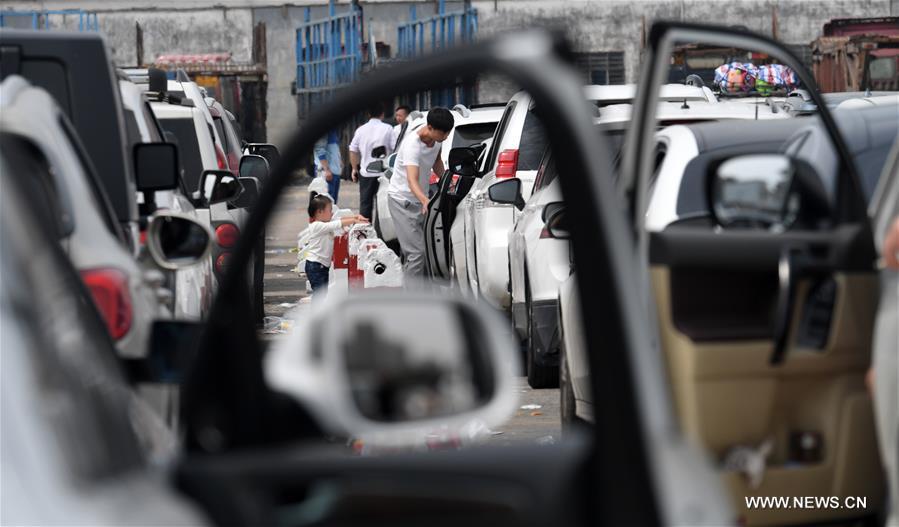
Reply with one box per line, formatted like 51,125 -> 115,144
349,102 -> 394,219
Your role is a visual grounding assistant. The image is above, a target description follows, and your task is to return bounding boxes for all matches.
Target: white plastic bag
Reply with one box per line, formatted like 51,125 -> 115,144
363,248 -> 403,288
348,223 -> 378,256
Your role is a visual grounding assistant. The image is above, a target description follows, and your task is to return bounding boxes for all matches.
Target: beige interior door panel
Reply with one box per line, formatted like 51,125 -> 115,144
651,266 -> 883,526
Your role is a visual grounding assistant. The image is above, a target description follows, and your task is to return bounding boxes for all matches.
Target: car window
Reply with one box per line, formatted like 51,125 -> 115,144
159,116 -> 204,191
214,118 -> 230,155
484,101 -> 516,170
451,122 -> 497,150
647,141 -> 667,199
228,113 -> 244,145
518,109 -> 548,171
532,147 -> 553,191
0,134 -> 69,239
856,144 -> 894,203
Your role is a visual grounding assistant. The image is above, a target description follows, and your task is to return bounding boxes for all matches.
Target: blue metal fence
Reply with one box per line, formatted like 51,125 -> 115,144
397,1 -> 477,60
396,0 -> 478,108
295,0 -> 363,120
0,9 -> 99,31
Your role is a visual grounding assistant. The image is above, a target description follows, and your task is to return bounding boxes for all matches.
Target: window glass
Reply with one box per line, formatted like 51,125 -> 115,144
518,110 -> 548,171
485,102 -> 516,170
214,118 -> 229,155
159,117 -> 204,191
451,123 -> 497,150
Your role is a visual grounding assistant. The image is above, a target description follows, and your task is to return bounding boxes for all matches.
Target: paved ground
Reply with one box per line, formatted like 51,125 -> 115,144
262,177 -> 561,446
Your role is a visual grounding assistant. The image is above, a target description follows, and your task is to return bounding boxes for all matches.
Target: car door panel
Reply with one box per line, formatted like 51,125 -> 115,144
648,222 -> 882,525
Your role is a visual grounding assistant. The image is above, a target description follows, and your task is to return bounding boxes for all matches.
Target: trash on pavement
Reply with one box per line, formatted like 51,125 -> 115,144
520,404 -> 542,410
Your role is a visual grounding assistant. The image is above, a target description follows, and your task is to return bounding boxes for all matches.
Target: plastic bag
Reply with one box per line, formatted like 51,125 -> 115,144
348,223 -> 378,256
307,177 -> 332,201
358,238 -> 388,267
363,248 -> 403,288
714,62 -> 758,93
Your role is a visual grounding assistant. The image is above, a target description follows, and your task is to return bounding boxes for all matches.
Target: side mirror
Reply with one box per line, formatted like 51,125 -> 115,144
542,201 -> 565,223
366,159 -> 385,174
265,291 -> 520,445
708,154 -> 827,231
371,145 -> 387,159
246,143 -> 281,169
448,146 -> 481,178
387,152 -> 397,169
488,178 -> 525,210
239,154 -> 270,184
544,207 -> 570,240
134,142 -> 179,192
146,211 -> 213,270
200,170 -> 243,206
234,177 -> 260,209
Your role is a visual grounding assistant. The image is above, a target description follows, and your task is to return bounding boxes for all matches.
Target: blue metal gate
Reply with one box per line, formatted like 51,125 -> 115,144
0,9 -> 98,31
396,0 -> 477,109
295,0 -> 363,121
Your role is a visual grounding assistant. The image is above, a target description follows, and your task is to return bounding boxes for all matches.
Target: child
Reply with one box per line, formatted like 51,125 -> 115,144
300,191 -> 367,298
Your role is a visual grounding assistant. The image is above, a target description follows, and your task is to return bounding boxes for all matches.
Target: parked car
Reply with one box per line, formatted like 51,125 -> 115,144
151,97 -> 251,293
120,76 -> 215,321
0,145 -> 211,525
0,29 -> 143,252
0,75 -> 173,359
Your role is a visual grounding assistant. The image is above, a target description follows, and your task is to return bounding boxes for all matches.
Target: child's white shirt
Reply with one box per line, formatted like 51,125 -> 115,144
298,218 -> 343,266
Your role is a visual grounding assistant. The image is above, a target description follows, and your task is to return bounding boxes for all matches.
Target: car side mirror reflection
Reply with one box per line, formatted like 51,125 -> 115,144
542,201 -> 565,223
709,154 -> 828,231
200,170 -> 243,206
245,143 -> 281,169
265,291 -> 520,445
544,207 -> 570,239
239,154 -> 269,184
366,159 -> 385,174
146,212 -> 213,270
134,142 -> 179,192
488,178 -> 525,210
448,146 -> 481,177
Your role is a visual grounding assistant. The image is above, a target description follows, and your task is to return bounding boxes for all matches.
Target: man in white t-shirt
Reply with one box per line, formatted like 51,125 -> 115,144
387,107 -> 454,279
349,103 -> 395,219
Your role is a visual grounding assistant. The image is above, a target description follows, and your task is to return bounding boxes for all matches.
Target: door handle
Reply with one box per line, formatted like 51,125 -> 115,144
770,246 -> 830,365
771,248 -> 799,365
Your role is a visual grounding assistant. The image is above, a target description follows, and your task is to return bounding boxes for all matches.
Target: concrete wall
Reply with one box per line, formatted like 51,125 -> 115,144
3,0 -> 896,145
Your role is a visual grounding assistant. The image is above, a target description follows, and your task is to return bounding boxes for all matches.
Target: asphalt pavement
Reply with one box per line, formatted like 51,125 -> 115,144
263,177 -> 561,446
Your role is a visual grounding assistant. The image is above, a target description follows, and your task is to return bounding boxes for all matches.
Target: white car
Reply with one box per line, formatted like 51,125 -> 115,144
152,99 -> 249,288
120,79 -> 214,320
0,75 -> 169,360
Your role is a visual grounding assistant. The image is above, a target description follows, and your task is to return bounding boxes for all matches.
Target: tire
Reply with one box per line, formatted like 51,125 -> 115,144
525,284 -> 559,389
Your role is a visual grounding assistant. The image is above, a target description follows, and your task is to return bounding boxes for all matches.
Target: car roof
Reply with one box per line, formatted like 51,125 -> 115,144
451,106 -> 505,125
680,116 -> 807,152
584,83 -> 717,104
598,99 -> 790,125
150,101 -> 201,119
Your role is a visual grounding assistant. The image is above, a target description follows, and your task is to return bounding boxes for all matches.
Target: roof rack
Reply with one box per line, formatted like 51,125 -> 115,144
468,102 -> 507,109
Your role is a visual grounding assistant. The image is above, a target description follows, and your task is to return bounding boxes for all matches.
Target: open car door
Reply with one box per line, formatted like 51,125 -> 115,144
624,23 -> 884,526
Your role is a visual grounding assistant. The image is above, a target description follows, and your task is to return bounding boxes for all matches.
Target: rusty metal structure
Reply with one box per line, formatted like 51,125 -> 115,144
812,17 -> 899,92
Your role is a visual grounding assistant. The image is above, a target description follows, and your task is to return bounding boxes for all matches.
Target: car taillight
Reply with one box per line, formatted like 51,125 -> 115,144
215,252 -> 232,274
215,144 -> 227,169
495,149 -> 519,179
540,226 -> 553,239
215,223 -> 239,248
139,229 -> 148,246
429,171 -> 440,185
80,268 -> 132,340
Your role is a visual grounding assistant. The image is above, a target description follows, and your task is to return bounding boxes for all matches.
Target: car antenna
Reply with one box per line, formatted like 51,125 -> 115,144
681,97 -> 690,109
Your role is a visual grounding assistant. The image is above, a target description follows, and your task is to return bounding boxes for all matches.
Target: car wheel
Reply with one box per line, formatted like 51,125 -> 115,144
525,284 -> 559,389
